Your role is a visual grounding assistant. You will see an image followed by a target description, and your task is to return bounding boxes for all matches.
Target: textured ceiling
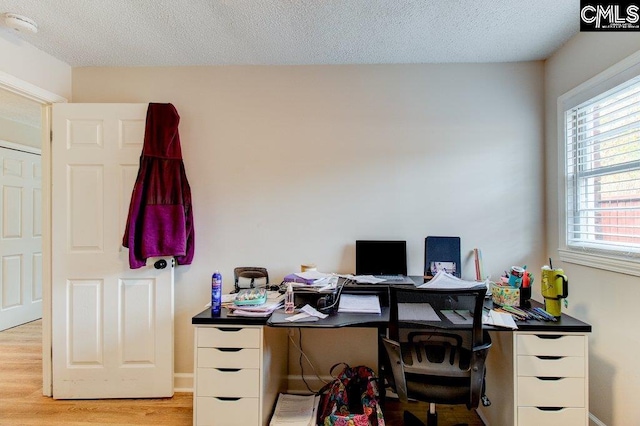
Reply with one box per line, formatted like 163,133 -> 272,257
0,0 -> 580,67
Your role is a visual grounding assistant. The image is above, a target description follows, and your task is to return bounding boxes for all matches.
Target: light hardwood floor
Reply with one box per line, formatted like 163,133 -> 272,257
0,320 -> 192,425
1,320 -> 483,425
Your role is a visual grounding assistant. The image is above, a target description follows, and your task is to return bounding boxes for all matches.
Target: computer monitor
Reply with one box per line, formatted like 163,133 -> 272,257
355,240 -> 408,276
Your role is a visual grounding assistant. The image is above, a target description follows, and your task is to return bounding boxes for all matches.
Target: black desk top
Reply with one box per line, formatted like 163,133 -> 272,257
192,277 -> 592,333
191,306 -> 390,328
193,284 -> 391,328
192,307 -> 272,326
492,299 -> 592,333
268,307 -> 390,328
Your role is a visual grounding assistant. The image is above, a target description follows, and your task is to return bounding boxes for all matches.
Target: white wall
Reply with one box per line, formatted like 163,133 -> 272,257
72,63 -> 545,386
0,34 -> 71,99
545,33 -> 640,426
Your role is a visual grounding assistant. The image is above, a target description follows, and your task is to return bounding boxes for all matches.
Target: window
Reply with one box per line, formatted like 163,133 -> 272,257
565,77 -> 640,256
560,55 -> 640,274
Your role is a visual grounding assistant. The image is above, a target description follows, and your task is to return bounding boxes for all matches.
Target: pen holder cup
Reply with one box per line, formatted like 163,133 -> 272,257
519,286 -> 531,308
491,285 -> 520,307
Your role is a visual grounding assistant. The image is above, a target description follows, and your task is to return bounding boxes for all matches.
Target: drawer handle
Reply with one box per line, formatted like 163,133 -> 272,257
215,397 -> 241,401
218,327 -> 242,332
536,377 -> 562,381
217,348 -> 242,353
536,356 -> 563,360
535,334 -> 563,339
536,407 -> 565,411
217,368 -> 241,372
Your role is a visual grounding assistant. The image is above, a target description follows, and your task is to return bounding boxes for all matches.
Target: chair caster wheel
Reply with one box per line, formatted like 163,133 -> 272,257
481,395 -> 491,407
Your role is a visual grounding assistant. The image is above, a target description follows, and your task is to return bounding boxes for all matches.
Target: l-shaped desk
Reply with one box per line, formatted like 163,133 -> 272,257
191,278 -> 591,426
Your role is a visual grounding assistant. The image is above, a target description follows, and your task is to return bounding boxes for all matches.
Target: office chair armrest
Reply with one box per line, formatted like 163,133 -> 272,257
472,341 -> 492,353
381,337 -> 408,402
468,346 -> 490,409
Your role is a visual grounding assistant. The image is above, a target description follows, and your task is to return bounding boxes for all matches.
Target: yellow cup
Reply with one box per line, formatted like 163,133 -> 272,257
541,266 -> 568,317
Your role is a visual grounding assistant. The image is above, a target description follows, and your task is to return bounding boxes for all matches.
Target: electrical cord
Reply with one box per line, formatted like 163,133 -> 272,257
289,330 -> 328,393
316,277 -> 351,313
286,278 -> 354,392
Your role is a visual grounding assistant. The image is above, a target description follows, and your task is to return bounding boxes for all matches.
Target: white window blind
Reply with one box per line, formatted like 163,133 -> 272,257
565,76 -> 640,257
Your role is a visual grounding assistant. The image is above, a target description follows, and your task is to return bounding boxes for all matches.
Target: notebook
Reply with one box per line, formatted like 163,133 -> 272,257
355,240 -> 414,284
424,236 -> 461,278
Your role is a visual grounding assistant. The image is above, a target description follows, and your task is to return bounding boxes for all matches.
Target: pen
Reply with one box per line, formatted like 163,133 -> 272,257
533,307 -> 551,319
501,305 -> 528,320
525,308 -> 546,321
453,310 -> 468,321
534,307 -> 558,322
495,307 -> 526,321
511,306 -> 533,319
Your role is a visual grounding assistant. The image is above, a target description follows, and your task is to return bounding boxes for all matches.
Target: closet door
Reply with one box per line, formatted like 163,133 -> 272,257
0,142 -> 42,331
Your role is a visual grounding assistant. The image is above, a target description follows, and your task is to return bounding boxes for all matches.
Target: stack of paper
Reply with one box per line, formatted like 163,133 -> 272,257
337,294 -> 381,314
352,275 -> 387,284
398,303 -> 439,321
419,270 -> 489,290
483,309 -> 518,329
227,291 -> 285,317
270,393 -> 320,426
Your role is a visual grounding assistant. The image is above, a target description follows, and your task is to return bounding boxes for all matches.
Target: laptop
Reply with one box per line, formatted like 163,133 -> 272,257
355,240 -> 414,284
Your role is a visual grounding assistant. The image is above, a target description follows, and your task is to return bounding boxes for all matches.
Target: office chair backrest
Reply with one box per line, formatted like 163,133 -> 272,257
384,285 -> 491,414
391,285 -> 486,349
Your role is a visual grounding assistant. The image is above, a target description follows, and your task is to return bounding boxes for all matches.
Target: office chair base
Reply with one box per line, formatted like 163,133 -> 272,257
427,411 -> 438,426
403,409 -> 474,426
403,410 -> 427,426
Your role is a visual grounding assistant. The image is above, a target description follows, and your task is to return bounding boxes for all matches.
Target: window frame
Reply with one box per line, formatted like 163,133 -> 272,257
557,50 -> 640,277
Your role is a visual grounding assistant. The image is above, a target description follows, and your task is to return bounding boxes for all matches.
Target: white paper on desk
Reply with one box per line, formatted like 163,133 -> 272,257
483,309 -> 518,329
398,303 -> 440,321
300,304 -> 328,319
270,393 -> 318,426
353,275 -> 387,284
338,294 -> 381,313
418,270 -> 488,290
284,312 -> 319,323
294,271 -> 331,281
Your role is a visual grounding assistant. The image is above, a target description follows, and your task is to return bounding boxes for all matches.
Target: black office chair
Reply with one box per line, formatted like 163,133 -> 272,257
233,267 -> 269,293
381,285 -> 491,426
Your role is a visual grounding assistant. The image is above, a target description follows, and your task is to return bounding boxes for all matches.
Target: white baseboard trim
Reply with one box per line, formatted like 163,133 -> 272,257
174,373 -> 193,393
475,409 -> 488,425
286,374 -> 332,393
590,412 -> 606,426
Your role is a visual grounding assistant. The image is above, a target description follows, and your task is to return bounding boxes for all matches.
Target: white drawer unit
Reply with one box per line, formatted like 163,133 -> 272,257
514,332 -> 589,426
517,406 -> 587,426
195,396 -> 260,426
478,329 -> 590,426
193,324 -> 288,426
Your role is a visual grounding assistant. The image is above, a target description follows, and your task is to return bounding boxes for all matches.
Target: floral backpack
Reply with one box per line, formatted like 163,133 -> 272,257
316,363 -> 385,426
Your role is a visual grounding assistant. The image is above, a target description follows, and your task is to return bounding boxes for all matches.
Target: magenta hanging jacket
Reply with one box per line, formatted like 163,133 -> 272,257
123,103 -> 195,269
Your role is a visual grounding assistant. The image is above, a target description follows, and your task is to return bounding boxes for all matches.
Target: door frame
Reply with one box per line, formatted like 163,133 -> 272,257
0,70 -> 67,396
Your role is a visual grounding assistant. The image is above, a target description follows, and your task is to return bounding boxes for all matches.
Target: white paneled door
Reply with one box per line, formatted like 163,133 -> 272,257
51,104 -> 174,399
0,143 -> 42,331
